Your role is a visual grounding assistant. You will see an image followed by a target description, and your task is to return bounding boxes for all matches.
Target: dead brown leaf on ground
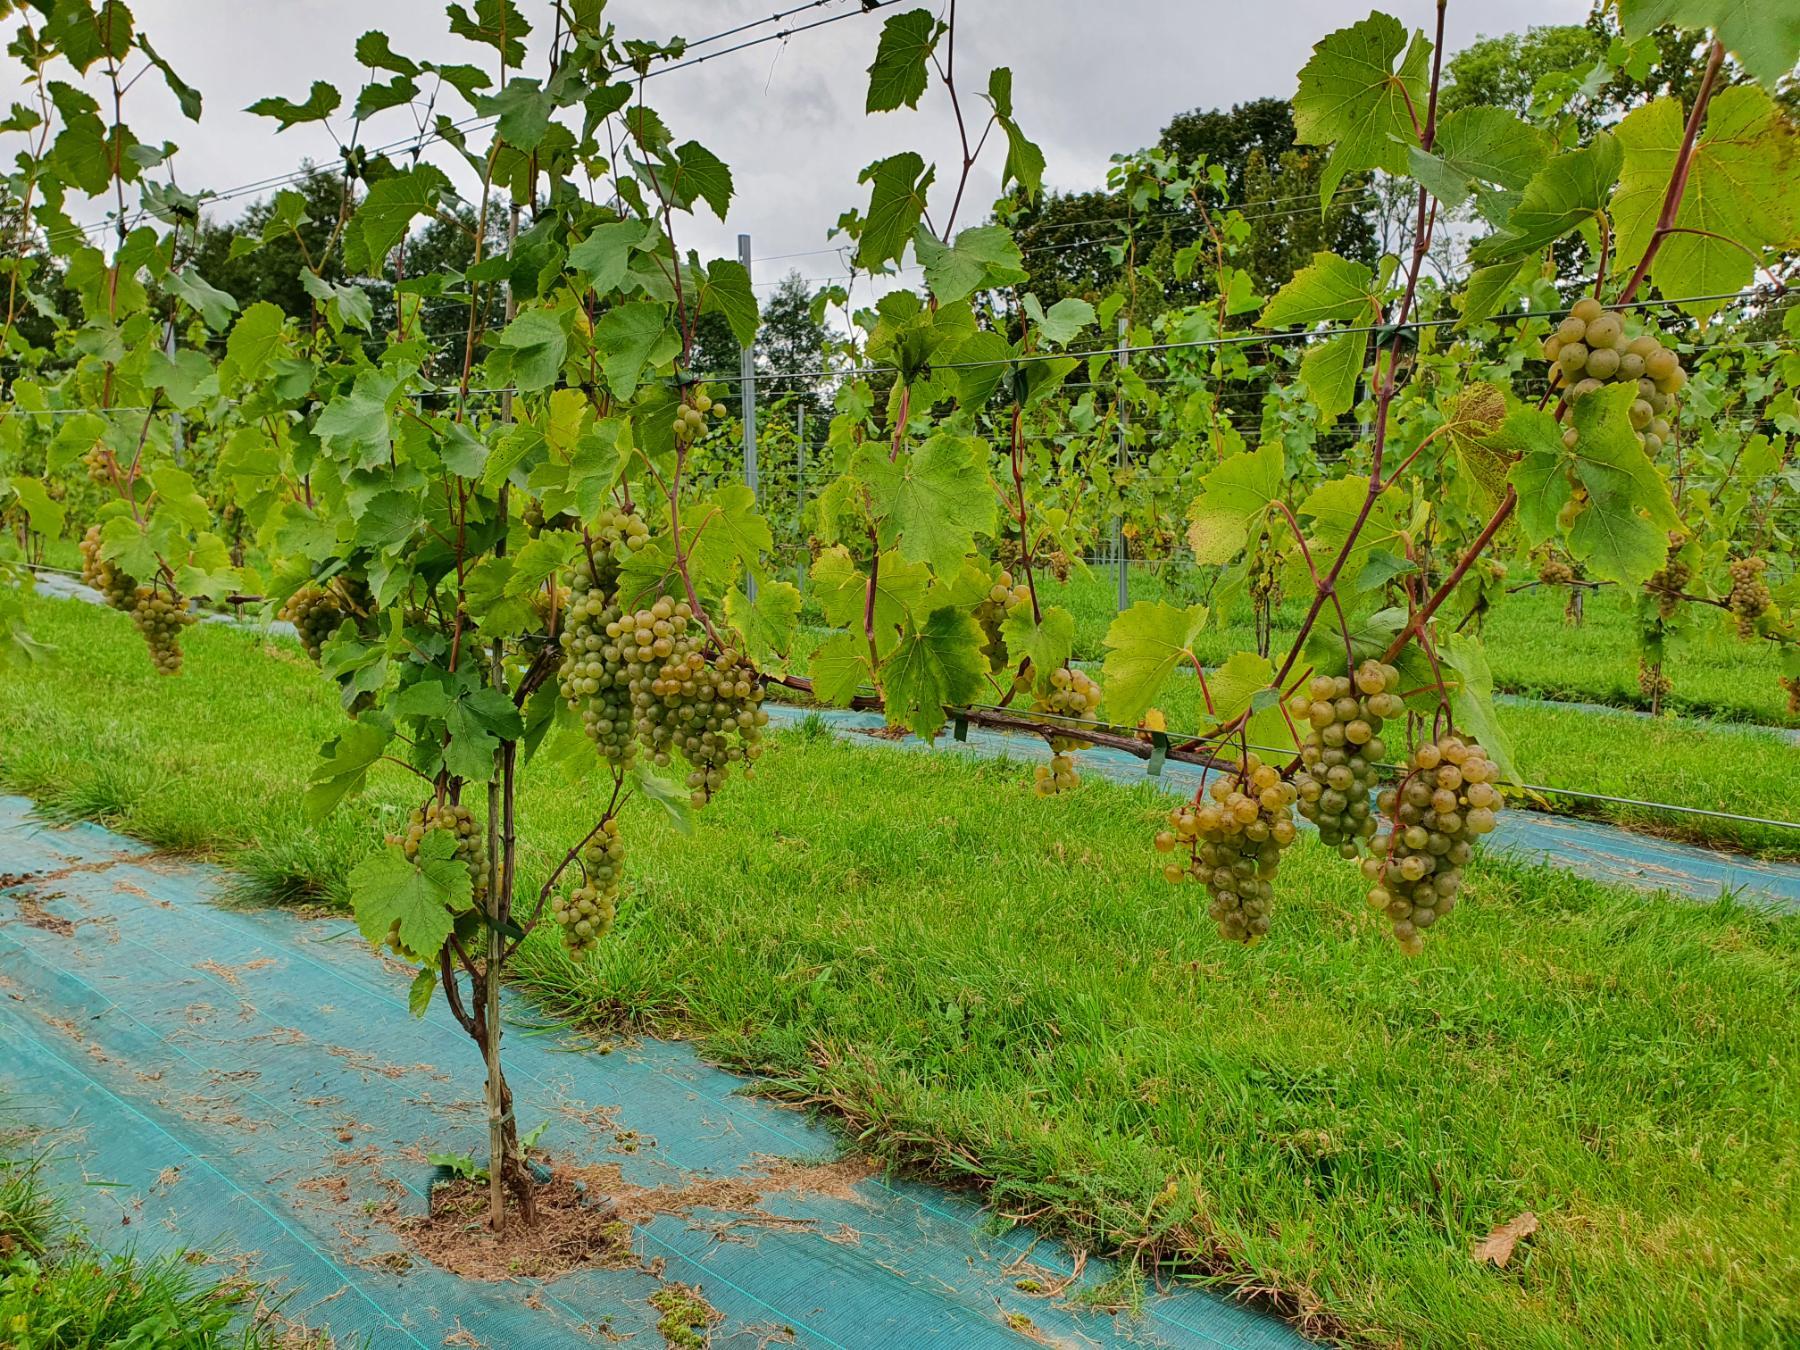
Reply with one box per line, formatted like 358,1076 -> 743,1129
1471,1211 -> 1539,1268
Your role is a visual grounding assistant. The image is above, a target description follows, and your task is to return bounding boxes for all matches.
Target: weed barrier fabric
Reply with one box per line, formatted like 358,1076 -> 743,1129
0,798 -> 1307,1350
762,707 -> 1800,912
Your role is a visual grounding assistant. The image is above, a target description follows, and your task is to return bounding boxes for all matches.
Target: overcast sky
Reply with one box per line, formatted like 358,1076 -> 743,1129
16,0 -> 1589,289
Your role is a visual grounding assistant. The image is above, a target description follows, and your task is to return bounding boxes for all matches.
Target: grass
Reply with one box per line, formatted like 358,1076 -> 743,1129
0,1145 -> 327,1347
2,595 -> 1799,1347
935,564 -> 1798,728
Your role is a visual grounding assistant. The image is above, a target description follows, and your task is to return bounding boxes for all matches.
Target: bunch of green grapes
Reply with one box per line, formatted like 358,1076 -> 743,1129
672,387 -> 726,443
82,445 -> 112,484
280,583 -> 346,661
79,523 -> 137,610
1364,735 -> 1500,955
1157,753 -> 1299,945
1536,554 -> 1574,587
530,581 -> 570,636
558,574 -> 638,768
1290,661 -> 1402,858
1637,656 -> 1673,704
1782,675 -> 1800,717
551,818 -> 623,956
972,569 -> 1030,671
631,608 -> 768,808
130,585 -> 196,675
1031,666 -> 1101,796
582,504 -> 652,595
1727,557 -> 1771,638
1543,297 -> 1685,453
1643,540 -> 1690,620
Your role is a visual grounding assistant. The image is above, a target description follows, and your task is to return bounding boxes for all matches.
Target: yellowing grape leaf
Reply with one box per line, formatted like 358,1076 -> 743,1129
1186,442 -> 1286,565
1612,86 -> 1800,320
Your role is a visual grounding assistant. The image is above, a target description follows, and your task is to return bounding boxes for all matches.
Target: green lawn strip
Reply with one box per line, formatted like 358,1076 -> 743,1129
0,1140 -> 326,1346
2,594 -> 1798,1346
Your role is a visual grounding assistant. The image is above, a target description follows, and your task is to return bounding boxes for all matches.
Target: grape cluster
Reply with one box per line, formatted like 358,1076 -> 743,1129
1157,754 -> 1299,945
1638,657 -> 1673,704
672,388 -> 726,442
584,504 -> 653,593
1365,735 -> 1500,954
131,585 -> 196,675
280,583 -> 346,661
80,524 -> 194,674
973,569 -> 1030,671
551,818 -> 623,956
1782,676 -> 1800,718
1543,297 -> 1685,453
557,547 -> 768,806
1648,569 -> 1688,619
1030,666 -> 1102,796
639,635 -> 768,809
1289,661 -> 1401,858
1536,555 -> 1574,587
79,523 -> 136,609
1727,557 -> 1771,638
83,445 -> 112,485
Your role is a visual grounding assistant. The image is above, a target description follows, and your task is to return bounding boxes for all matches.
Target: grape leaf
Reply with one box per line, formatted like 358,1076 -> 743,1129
1299,329 -> 1369,422
810,546 -> 931,657
1470,135 -> 1622,263
881,606 -> 988,740
1258,251 -> 1376,328
1186,442 -> 1285,565
1292,12 -> 1431,211
1024,294 -> 1096,347
1612,86 -> 1799,320
725,579 -> 802,660
914,224 -> 1027,304
1434,631 -> 1520,785
866,8 -> 942,112
697,257 -> 759,346
446,0 -> 530,65
853,433 -> 997,576
347,830 -> 474,963
592,301 -> 675,399
247,81 -> 340,130
857,153 -> 935,270
1101,600 -> 1207,727
1561,383 -> 1681,585
7,477 -> 64,539
344,164 -> 452,275
1000,604 -> 1075,690
808,631 -> 871,706
686,482 -> 772,590
1205,649 -> 1298,754
1495,408 -> 1573,544
493,307 -> 568,392
303,721 -> 392,822
1619,0 -> 1800,90
568,219 -> 649,294
314,369 -> 399,470
1407,106 -> 1549,209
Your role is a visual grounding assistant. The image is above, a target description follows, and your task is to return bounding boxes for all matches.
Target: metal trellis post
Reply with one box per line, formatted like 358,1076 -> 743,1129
796,404 -> 806,594
1114,315 -> 1129,613
739,232 -> 758,604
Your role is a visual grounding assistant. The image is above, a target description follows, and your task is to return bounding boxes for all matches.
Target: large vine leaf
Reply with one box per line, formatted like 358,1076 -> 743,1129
1612,86 -> 1799,320
881,607 -> 987,740
853,433 -> 997,576
1186,442 -> 1286,565
1618,1 -> 1800,90
1000,605 -> 1075,690
1258,251 -> 1376,329
857,153 -> 935,270
343,164 -> 452,275
1101,601 -> 1207,728
865,8 -> 943,112
1205,650 -> 1299,754
1299,329 -> 1369,422
1434,632 -> 1520,785
1292,12 -> 1431,211
914,224 -> 1027,304
808,631 -> 872,706
1407,106 -> 1550,210
347,830 -> 474,965
1562,382 -> 1681,585
1470,136 -> 1622,263
810,546 -> 931,658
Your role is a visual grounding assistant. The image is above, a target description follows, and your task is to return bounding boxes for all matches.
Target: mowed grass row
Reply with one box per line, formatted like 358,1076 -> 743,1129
1,593 -> 1797,1346
939,565 -> 1797,728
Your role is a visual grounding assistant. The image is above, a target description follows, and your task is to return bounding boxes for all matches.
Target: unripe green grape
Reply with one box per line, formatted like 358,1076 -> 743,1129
1570,296 -> 1604,324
